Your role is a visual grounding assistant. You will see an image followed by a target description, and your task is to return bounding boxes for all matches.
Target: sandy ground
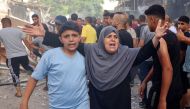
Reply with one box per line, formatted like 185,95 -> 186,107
0,67 -> 48,109
0,65 -> 144,109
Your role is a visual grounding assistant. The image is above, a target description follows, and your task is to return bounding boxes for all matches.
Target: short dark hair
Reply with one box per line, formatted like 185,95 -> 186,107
129,15 -> 135,20
115,12 -> 124,15
139,15 -> 146,22
85,16 -> 92,24
144,4 -> 165,20
59,21 -> 80,35
71,13 -> 78,21
178,16 -> 190,24
109,13 -> 115,19
77,18 -> 82,20
103,10 -> 110,17
32,14 -> 39,18
1,17 -> 11,25
55,15 -> 67,25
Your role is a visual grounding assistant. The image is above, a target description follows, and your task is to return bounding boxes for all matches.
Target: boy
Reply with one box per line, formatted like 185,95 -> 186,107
20,21 -> 89,109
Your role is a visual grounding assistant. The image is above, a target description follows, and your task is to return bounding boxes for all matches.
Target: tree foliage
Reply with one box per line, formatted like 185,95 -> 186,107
39,0 -> 104,18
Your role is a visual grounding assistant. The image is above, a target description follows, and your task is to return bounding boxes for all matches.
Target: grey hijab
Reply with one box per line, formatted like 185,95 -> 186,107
84,26 -> 140,91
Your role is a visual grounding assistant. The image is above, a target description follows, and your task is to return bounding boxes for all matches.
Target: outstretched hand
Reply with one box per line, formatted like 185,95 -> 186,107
155,19 -> 168,39
23,23 -> 45,37
152,19 -> 168,48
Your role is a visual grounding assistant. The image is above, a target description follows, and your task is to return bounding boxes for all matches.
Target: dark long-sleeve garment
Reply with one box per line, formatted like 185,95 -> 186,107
43,31 -> 157,60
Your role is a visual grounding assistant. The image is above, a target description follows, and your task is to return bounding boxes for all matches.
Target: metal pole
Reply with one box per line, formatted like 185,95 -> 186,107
134,0 -> 136,11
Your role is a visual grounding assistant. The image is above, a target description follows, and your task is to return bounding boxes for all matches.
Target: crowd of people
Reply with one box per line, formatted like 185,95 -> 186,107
0,3 -> 189,109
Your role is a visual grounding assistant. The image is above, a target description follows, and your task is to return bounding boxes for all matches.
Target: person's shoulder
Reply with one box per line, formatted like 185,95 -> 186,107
0,27 -> 22,33
44,47 -> 58,54
164,30 -> 179,44
122,29 -> 132,37
10,27 -> 23,33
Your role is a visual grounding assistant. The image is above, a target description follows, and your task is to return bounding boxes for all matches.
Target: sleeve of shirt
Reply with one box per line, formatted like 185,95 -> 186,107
31,52 -> 50,80
81,27 -> 87,38
133,40 -> 159,66
78,43 -> 85,56
20,30 -> 26,39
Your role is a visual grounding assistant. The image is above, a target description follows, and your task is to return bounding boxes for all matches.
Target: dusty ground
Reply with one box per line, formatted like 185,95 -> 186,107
0,65 -> 144,109
0,66 -> 48,109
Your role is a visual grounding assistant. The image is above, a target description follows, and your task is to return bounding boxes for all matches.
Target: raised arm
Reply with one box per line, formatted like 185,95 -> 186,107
157,38 -> 173,109
177,29 -> 190,45
133,20 -> 168,66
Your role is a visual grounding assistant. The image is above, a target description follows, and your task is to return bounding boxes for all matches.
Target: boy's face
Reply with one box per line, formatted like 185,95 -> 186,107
59,30 -> 80,53
178,21 -> 189,32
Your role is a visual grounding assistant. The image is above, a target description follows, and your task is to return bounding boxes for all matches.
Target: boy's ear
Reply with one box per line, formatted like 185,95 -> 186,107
59,36 -> 62,42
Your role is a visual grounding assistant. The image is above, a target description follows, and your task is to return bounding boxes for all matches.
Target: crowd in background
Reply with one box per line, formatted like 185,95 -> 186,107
0,4 -> 189,109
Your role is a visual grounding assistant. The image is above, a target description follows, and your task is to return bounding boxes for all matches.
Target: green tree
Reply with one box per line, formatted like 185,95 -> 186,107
39,0 -> 104,18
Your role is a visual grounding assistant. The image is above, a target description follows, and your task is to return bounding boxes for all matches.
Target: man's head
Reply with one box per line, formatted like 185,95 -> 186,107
77,18 -> 83,26
32,14 -> 39,25
55,15 -> 67,33
96,18 -> 102,25
112,12 -> 128,29
103,10 -> 111,26
84,17 -> 92,25
145,4 -> 165,32
1,17 -> 11,28
59,21 -> 81,53
139,15 -> 146,24
108,12 -> 115,25
71,13 -> 78,21
177,16 -> 190,32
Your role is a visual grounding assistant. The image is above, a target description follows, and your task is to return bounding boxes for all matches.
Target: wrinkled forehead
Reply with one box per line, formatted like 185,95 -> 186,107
98,26 -> 118,42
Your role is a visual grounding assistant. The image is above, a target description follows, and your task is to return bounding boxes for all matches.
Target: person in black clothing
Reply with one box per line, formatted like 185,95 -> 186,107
22,18 -> 167,109
96,10 -> 112,39
176,16 -> 190,94
112,12 -> 133,48
139,4 -> 183,109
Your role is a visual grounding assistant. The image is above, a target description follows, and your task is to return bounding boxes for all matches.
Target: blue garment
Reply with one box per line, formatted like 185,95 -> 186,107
183,46 -> 190,73
32,47 -> 89,109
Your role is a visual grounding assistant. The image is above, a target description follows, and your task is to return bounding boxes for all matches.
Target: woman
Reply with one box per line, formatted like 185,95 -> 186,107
22,20 -> 166,109
83,25 -> 164,109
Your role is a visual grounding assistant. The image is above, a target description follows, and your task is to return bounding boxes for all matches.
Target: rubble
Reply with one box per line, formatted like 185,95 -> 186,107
0,66 -> 48,109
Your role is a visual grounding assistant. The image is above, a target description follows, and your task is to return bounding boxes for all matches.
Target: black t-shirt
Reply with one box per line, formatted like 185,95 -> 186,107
118,29 -> 133,48
96,24 -> 104,39
42,32 -> 62,48
152,31 -> 183,96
